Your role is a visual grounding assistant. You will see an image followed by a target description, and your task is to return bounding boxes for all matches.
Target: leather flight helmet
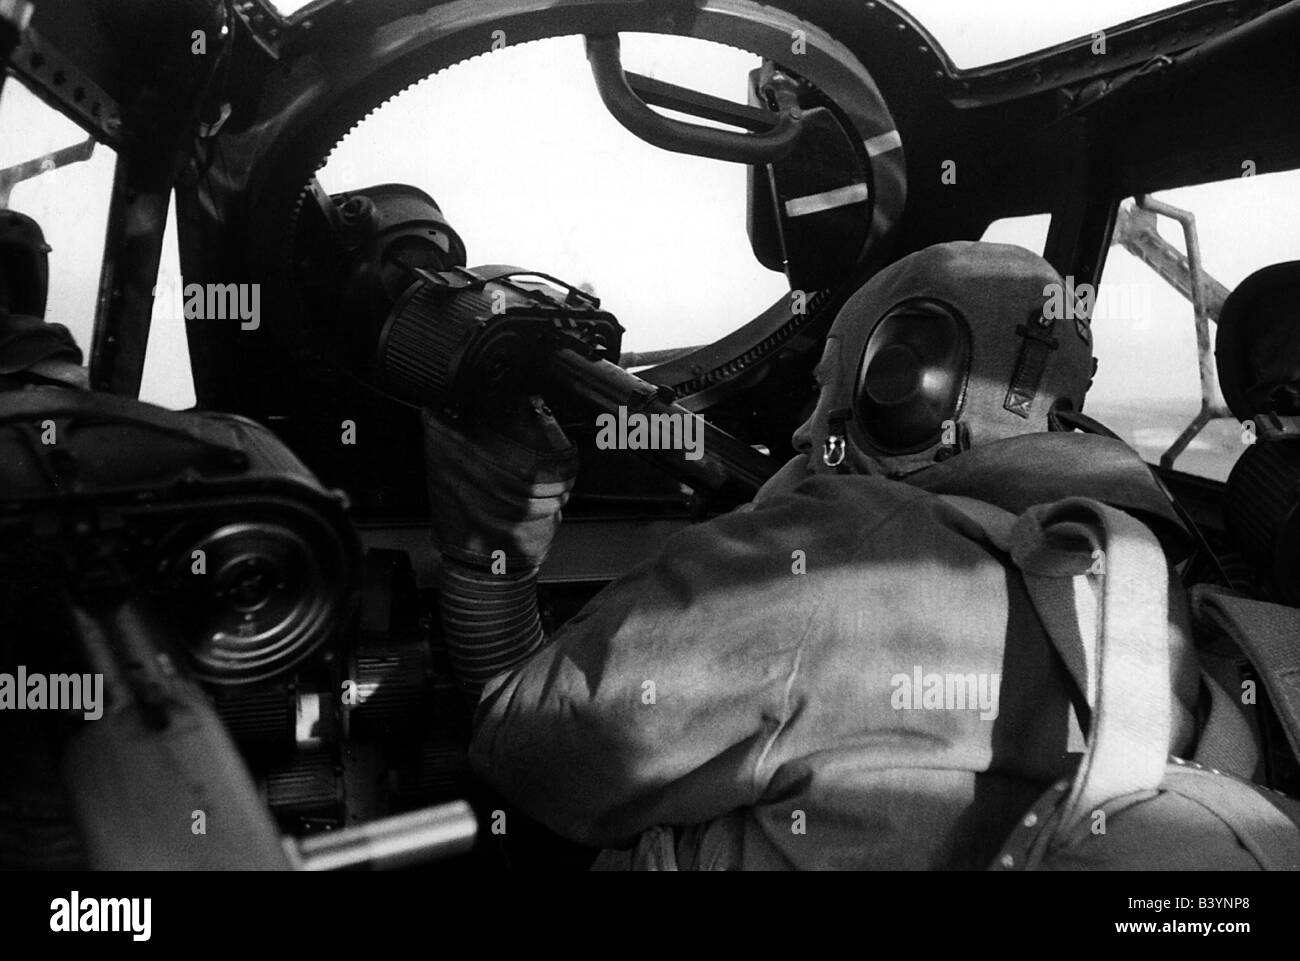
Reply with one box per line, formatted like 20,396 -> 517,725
818,241 -> 1095,476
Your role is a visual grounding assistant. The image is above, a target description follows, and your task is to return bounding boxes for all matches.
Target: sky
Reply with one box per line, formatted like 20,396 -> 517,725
270,0 -> 1197,69
3,0 -> 1295,477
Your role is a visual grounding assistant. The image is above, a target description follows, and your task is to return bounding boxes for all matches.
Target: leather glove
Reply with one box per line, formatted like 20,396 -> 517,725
422,395 -> 577,572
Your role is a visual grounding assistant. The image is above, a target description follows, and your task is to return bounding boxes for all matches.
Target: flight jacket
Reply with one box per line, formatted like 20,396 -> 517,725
468,432 -> 1201,869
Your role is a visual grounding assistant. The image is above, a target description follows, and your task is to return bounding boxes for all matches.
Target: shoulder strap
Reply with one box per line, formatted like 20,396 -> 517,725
944,493 -> 1300,869
940,495 -> 1171,834
940,495 -> 1091,702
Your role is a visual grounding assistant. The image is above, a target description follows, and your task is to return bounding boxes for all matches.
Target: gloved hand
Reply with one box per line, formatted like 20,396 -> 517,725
422,395 -> 577,573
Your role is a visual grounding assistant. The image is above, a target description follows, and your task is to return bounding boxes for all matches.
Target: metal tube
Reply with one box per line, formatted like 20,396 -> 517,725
1134,194 -> 1233,470
546,348 -> 779,497
293,800 -> 478,871
585,34 -> 803,165
618,345 -> 705,369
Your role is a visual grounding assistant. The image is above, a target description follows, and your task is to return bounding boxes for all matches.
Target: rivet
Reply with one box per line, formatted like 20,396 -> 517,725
1023,812 -> 1038,828
1000,853 -> 1014,868
1054,779 -> 1070,791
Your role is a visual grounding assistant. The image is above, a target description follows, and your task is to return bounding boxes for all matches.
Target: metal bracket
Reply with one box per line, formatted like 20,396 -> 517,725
0,135 -> 95,206
1116,195 -> 1234,470
231,0 -> 286,60
6,25 -> 124,148
0,0 -> 33,102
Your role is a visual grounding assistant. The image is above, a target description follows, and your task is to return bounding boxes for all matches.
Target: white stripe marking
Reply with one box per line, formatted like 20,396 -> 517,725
864,130 -> 903,157
783,183 -> 870,218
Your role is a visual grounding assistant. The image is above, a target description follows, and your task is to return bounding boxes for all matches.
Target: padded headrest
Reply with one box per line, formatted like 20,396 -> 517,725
1216,260 -> 1300,420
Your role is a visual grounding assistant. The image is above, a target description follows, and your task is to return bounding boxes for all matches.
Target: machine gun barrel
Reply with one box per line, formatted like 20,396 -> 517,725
546,347 -> 779,498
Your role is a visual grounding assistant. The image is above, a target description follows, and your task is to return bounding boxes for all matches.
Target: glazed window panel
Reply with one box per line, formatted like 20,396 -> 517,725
1088,171 -> 1300,480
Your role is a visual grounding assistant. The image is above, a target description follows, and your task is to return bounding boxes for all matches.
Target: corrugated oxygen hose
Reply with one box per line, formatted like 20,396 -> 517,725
438,559 -> 545,704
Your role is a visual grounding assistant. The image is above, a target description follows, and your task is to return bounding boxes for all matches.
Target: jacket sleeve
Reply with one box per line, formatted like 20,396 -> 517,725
468,474 -> 909,847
